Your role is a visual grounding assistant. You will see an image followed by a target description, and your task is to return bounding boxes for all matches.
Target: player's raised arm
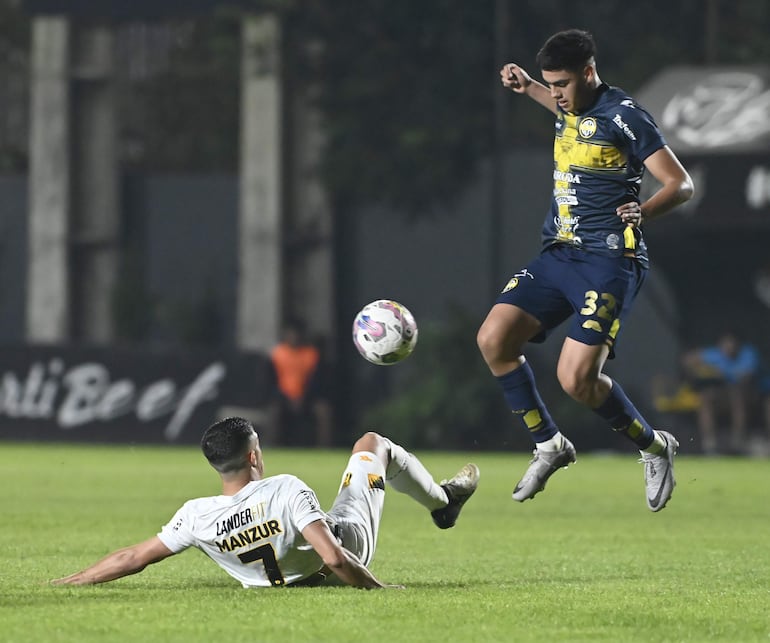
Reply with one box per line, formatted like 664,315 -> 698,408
500,63 -> 558,114
301,520 -> 393,589
51,536 -> 175,586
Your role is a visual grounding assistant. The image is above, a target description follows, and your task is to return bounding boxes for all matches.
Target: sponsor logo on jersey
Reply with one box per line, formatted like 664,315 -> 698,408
612,114 -> 637,140
251,502 -> 267,520
579,117 -> 597,138
216,508 -> 254,536
553,169 -> 581,184
367,474 -> 385,491
359,454 -> 373,462
299,489 -> 319,511
554,215 -> 581,244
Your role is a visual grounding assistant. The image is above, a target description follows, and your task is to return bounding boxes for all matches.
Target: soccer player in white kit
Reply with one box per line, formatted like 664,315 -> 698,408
52,417 -> 480,589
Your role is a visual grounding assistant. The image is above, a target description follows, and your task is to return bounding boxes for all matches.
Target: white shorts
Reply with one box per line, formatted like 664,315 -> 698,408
325,451 -> 386,567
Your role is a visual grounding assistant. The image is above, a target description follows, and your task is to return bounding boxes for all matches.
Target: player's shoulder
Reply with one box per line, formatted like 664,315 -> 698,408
174,493 -> 224,520
596,85 -> 660,141
267,472 -> 307,485
601,86 -> 656,120
260,473 -> 316,495
601,85 -> 638,108
176,475 -> 315,517
264,474 -> 324,516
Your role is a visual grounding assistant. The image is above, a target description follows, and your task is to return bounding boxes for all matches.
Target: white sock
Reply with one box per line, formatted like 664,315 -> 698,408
537,432 -> 565,452
383,438 -> 448,511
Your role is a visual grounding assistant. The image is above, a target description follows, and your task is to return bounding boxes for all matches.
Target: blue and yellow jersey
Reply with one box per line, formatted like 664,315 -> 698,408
542,84 -> 666,267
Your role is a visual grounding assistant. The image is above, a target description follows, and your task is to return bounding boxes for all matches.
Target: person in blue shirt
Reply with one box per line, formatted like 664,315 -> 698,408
477,29 -> 694,511
683,332 -> 763,454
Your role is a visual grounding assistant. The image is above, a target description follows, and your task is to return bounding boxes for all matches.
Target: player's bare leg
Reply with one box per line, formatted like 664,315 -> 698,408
555,338 -> 612,408
477,304 -> 540,377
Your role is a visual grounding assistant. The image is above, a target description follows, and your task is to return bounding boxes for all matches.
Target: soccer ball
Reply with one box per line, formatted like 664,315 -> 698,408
352,299 -> 418,365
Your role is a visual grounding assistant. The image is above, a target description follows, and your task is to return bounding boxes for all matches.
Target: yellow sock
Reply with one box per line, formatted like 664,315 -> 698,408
642,431 -> 667,455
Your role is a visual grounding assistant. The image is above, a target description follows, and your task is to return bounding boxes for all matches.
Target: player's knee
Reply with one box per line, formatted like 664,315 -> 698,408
352,431 -> 384,454
558,369 -> 593,404
476,324 -> 503,361
476,325 -> 491,354
352,431 -> 392,471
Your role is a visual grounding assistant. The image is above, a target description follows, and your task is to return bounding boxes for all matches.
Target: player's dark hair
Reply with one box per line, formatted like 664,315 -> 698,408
536,29 -> 597,72
201,416 -> 256,473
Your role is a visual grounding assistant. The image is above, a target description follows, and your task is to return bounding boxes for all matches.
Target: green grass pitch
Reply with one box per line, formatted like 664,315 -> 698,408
1,441 -> 768,642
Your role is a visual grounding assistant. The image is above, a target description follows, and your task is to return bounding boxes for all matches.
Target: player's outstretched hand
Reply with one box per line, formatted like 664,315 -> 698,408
500,63 -> 532,93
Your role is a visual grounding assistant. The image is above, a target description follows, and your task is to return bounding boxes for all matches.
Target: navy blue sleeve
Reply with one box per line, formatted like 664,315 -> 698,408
609,102 -> 667,162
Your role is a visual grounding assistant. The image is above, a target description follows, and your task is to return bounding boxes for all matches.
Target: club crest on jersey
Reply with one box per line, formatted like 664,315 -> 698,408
578,117 -> 597,138
502,269 -> 534,293
502,277 -> 519,292
606,233 -> 620,249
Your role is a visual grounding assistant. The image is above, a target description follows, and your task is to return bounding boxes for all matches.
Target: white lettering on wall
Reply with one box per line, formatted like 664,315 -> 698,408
0,359 -> 227,440
662,71 -> 770,149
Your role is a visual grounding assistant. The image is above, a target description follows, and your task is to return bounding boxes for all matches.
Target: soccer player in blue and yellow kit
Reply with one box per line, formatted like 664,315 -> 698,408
477,29 -> 694,511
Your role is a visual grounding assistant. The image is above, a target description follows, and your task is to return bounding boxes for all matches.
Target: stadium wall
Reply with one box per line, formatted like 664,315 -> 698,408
0,344 -> 274,444
0,152 -> 684,446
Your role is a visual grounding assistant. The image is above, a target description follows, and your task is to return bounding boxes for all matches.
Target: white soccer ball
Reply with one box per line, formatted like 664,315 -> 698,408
352,299 -> 418,365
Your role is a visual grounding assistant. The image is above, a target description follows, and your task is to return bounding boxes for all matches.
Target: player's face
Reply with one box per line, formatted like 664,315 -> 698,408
542,66 -> 595,113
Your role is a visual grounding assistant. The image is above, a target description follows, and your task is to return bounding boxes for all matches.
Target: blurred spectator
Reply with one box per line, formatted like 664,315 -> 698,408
681,332 -> 764,455
269,320 -> 332,446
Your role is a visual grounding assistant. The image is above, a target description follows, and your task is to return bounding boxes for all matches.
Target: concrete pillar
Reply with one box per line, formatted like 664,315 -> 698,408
70,23 -> 120,342
26,16 -> 70,342
236,13 -> 283,352
288,65 -> 334,342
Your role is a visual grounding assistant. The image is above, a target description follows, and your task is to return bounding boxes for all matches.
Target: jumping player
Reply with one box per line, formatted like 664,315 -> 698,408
52,417 -> 479,588
477,29 -> 693,511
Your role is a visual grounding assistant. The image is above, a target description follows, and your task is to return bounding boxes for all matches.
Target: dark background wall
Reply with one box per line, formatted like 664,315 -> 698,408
1,151 -> 687,447
3,1 -> 769,448
0,175 -> 27,341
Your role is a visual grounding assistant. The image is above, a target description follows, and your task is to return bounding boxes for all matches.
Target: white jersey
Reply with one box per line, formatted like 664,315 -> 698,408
157,474 -> 327,588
